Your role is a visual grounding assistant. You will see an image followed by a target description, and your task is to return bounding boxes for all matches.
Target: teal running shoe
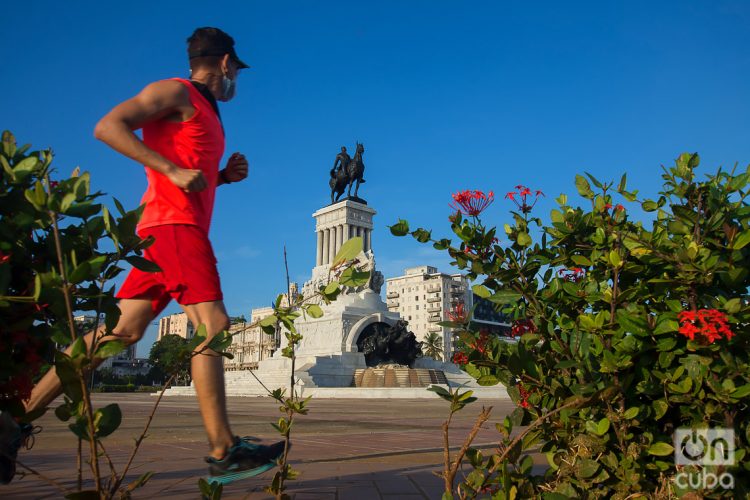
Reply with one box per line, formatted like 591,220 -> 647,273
205,436 -> 286,485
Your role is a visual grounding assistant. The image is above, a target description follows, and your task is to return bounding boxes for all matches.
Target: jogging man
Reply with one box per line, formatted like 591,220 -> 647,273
1,27 -> 283,485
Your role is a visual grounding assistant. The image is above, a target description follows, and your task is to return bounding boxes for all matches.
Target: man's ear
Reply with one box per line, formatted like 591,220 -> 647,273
221,53 -> 231,74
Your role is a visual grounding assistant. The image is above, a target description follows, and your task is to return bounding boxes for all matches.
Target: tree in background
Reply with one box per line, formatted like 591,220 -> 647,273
148,334 -> 190,385
421,331 -> 444,360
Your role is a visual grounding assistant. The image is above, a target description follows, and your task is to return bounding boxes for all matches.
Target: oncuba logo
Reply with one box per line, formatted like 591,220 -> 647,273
673,428 -> 735,491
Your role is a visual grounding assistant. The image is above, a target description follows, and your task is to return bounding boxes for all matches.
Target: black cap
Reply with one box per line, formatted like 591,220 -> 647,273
187,27 -> 249,69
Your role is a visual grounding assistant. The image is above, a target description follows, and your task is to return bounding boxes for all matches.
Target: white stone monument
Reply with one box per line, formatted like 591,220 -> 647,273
165,198 -> 507,399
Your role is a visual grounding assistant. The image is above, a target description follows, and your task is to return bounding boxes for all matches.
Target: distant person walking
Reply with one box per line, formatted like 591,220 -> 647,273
1,27 -> 283,485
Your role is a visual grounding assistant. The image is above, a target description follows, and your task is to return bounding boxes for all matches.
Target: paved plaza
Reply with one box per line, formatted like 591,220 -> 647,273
3,393 -> 534,499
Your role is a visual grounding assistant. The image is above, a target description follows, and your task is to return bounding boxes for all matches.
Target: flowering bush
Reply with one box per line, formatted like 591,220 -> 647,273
392,154 -> 750,498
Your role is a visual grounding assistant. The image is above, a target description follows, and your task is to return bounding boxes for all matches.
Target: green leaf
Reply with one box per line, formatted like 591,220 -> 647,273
608,250 -> 622,268
517,231 -> 532,247
70,337 -> 87,359
14,156 -> 39,177
575,174 -> 594,199
488,290 -> 522,305
60,192 -> 77,213
642,200 -> 658,212
93,403 -> 122,438
113,197 -> 127,217
339,267 -> 370,288
617,173 -> 627,192
331,236 -> 363,267
585,172 -> 603,189
389,219 -> 410,236
732,384 -> 750,399
472,284 -> 491,298
55,404 -> 72,422
647,442 -> 674,456
577,458 -> 600,478
571,255 -> 592,266
623,407 -> 639,419
324,281 -> 339,296
125,255 -> 161,273
68,261 -> 92,285
95,340 -> 126,359
306,304 -> 324,319
653,399 -> 668,419
596,417 -> 610,436
411,228 -> 431,243
731,230 -> 750,250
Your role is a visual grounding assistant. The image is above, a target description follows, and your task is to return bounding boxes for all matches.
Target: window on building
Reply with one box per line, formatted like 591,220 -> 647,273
416,305 -> 420,310
415,296 -> 419,301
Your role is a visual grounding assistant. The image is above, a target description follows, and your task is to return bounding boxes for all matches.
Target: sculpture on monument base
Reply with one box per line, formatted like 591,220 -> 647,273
356,320 -> 423,368
329,142 -> 366,204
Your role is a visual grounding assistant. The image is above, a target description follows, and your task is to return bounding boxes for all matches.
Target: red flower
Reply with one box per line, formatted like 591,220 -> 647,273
615,204 -> 625,211
510,319 -> 537,338
49,181 -> 59,189
505,185 -> 544,214
447,302 -> 467,323
0,251 -> 10,264
678,309 -> 734,343
449,190 -> 495,217
557,267 -> 585,282
470,330 -> 490,354
452,352 -> 469,365
518,383 -> 531,408
604,203 -> 613,210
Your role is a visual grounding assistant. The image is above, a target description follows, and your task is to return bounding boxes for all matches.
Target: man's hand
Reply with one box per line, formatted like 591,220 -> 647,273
166,165 -> 207,192
222,152 -> 249,183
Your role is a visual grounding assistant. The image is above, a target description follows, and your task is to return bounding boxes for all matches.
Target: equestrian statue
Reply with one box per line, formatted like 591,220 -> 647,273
329,142 -> 366,203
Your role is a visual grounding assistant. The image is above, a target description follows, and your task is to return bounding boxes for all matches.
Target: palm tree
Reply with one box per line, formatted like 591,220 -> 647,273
422,332 -> 444,360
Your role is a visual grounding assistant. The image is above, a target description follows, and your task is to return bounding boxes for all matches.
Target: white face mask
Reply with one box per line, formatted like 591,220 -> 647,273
220,73 -> 236,102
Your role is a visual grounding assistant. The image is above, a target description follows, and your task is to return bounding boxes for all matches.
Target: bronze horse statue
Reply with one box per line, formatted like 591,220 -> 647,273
329,164 -> 348,203
346,142 -> 365,198
329,142 -> 366,203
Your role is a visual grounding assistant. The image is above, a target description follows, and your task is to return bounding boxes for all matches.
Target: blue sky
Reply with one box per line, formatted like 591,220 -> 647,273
3,1 -> 750,356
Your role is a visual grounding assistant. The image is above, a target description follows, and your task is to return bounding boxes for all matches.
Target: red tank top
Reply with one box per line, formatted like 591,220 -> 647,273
137,78 -> 225,234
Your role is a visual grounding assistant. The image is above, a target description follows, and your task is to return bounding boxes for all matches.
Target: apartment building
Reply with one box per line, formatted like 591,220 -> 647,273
385,266 -> 472,359
223,307 -> 279,371
157,312 -> 195,341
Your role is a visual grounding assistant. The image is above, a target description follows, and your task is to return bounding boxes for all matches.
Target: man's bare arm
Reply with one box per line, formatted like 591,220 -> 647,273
94,80 -> 207,192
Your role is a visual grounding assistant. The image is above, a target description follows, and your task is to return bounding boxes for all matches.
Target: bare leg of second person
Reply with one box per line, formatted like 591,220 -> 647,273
25,298 -> 155,415
180,300 -> 235,460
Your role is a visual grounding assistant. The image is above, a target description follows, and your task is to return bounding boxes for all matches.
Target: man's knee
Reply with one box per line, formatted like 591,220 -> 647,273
111,324 -> 146,345
206,313 -> 230,338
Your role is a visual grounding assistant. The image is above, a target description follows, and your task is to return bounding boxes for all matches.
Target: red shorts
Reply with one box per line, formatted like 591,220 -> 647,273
116,224 -> 223,315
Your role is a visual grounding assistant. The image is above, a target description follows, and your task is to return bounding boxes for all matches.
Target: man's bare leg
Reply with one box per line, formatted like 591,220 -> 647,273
25,299 -> 155,414
180,300 -> 234,459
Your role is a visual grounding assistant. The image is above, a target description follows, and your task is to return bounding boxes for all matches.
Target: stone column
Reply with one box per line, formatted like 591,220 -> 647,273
337,224 -> 344,255
322,228 -> 330,264
343,223 -> 350,243
365,229 -> 371,251
329,226 -> 336,263
316,230 -> 323,266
